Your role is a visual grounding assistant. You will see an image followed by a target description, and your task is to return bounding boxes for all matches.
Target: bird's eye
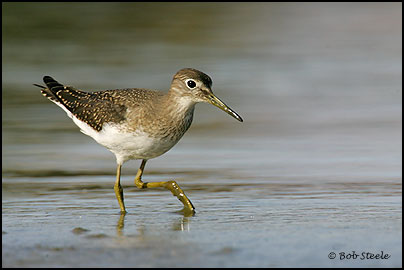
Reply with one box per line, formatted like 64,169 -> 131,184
186,79 -> 197,89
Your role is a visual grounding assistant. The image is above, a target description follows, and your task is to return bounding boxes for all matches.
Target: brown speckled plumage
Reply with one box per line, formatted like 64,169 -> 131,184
38,76 -> 166,132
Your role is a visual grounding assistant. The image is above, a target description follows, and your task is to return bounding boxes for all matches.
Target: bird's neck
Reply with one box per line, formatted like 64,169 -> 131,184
162,90 -> 196,117
136,91 -> 195,138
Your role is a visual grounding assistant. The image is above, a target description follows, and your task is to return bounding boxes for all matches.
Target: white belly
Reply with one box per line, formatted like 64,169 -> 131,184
99,124 -> 178,164
53,98 -> 189,165
85,122 -> 179,164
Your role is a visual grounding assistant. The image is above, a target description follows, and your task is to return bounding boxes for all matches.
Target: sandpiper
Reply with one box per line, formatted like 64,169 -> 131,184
35,68 -> 243,214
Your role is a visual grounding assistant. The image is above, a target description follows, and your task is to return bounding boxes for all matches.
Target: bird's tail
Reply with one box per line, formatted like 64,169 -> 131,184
35,76 -> 63,103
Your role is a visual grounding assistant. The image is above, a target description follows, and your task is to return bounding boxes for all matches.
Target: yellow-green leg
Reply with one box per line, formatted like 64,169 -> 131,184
114,164 -> 127,214
134,159 -> 195,214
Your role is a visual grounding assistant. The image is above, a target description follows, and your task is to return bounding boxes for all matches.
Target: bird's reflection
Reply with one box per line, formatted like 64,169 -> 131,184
171,215 -> 191,232
116,212 -> 126,236
116,209 -> 193,236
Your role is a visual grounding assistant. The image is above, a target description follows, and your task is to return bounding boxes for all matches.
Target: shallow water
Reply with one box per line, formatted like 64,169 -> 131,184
2,2 -> 402,267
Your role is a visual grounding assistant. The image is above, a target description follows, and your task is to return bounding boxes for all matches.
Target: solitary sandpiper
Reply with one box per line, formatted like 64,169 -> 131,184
35,68 -> 243,214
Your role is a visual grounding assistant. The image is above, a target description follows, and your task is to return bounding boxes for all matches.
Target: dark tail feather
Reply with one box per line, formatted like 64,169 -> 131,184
33,83 -> 45,88
43,76 -> 65,93
34,75 -> 63,91
36,76 -> 62,102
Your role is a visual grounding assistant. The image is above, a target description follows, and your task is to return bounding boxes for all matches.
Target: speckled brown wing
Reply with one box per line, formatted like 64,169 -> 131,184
38,76 -> 128,131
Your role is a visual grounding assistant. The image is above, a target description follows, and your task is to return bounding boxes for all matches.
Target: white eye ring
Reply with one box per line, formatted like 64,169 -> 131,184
185,79 -> 197,89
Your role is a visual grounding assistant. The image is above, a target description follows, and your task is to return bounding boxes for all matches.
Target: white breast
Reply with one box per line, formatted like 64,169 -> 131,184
53,97 -> 191,165
93,123 -> 179,165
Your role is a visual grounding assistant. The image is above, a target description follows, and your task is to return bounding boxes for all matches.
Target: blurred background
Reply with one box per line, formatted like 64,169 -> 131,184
2,2 -> 402,267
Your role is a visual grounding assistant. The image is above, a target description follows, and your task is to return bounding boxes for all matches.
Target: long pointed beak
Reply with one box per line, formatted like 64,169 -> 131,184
208,93 -> 243,122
